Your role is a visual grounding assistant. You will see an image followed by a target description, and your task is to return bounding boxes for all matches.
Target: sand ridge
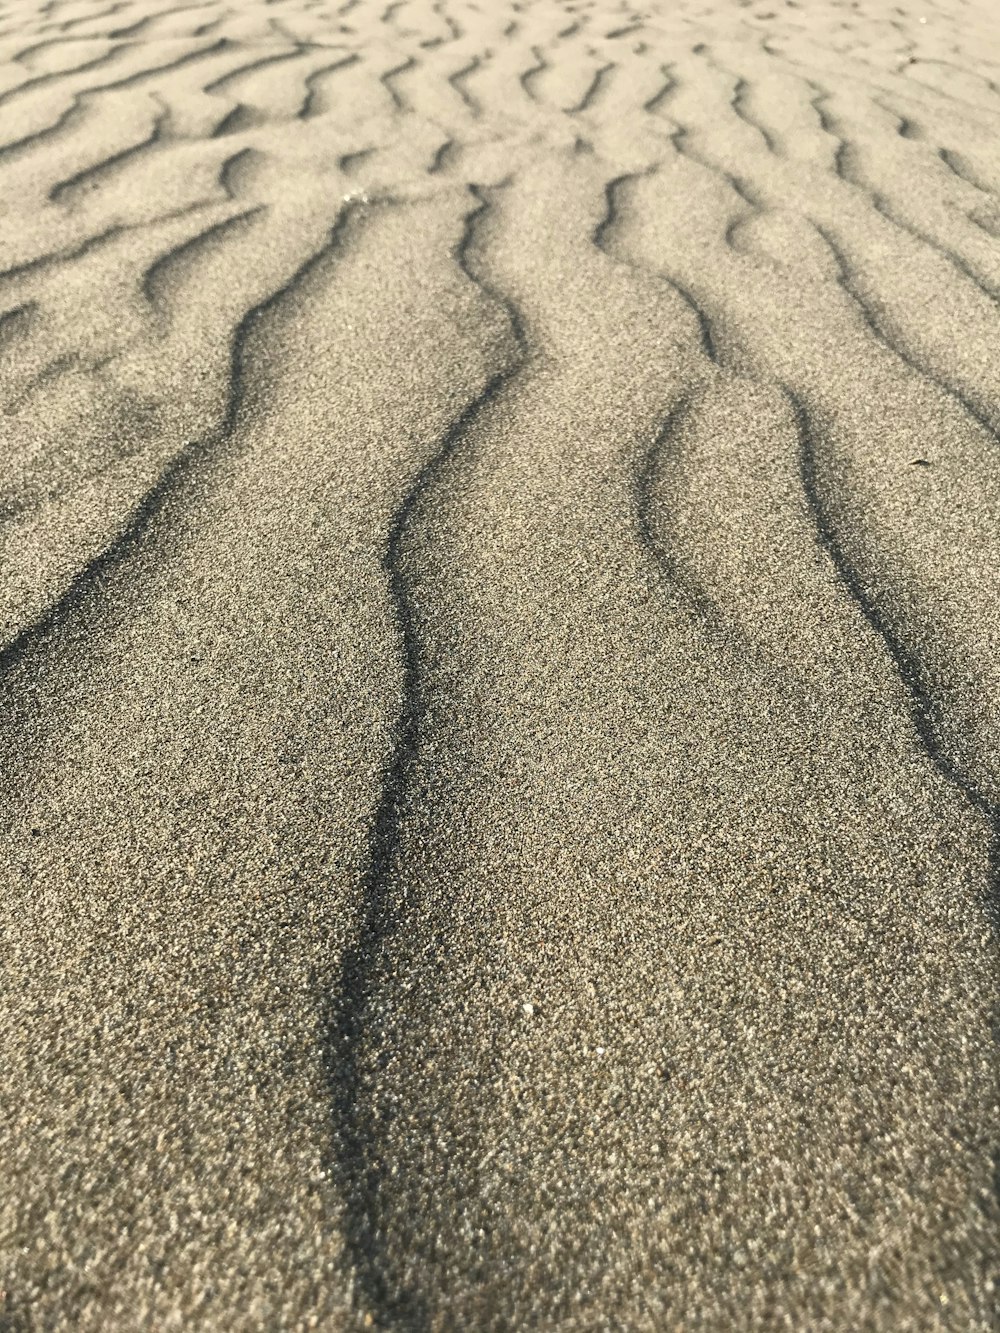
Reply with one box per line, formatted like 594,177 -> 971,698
0,0 -> 999,1328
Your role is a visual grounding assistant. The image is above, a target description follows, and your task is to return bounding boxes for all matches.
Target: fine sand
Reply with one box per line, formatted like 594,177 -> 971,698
1,0 -> 999,1327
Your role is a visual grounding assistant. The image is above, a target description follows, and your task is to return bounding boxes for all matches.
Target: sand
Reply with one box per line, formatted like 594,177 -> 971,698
0,0 -> 998,1327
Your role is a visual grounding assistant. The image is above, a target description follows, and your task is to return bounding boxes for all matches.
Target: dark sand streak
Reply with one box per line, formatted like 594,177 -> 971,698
789,386 -> 1000,927
0,205 -> 355,695
327,184 -> 530,1327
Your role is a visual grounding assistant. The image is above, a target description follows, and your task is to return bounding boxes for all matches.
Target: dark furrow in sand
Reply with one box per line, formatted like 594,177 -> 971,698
813,101 -> 1000,302
938,145 -> 1000,198
380,0 -> 406,27
606,19 -> 642,40
642,63 -> 675,113
433,0 -> 461,45
268,13 -> 303,44
380,52 -> 416,110
106,11 -> 156,37
15,31 -> 116,65
569,58 -> 612,113
218,143 -> 263,196
427,136 -> 454,173
902,54 -> 1000,108
632,390 -> 724,627
788,386 -> 1000,927
211,100 -> 260,133
812,221 -> 1000,449
202,40 -> 304,94
592,151 -> 1000,855
45,2 -> 127,36
518,43 -> 545,101
446,52 -> 482,115
329,183 -> 528,1326
780,43 -> 1000,127
0,301 -> 37,350
0,37 -> 229,161
338,144 -> 375,172
652,131 -> 1000,758
47,98 -> 169,203
660,93 -> 1000,448
592,168 -> 730,628
297,51 -> 357,117
731,76 -> 780,153
0,195 -> 212,283
656,109 -> 765,211
0,206 -> 354,680
875,96 -> 923,140
141,203 -> 266,311
0,37 -> 128,107
871,184 -> 1000,300
595,171 -> 727,371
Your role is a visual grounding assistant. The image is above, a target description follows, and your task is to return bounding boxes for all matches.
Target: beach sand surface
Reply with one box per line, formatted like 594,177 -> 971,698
0,0 -> 999,1328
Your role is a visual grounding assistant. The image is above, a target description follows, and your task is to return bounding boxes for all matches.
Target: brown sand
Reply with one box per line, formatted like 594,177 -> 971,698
0,0 -> 999,1327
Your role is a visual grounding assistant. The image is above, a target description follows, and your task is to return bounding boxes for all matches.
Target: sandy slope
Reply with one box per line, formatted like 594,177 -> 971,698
0,0 -> 999,1328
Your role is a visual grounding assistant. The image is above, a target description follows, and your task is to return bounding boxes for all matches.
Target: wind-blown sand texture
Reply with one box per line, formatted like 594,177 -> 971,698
1,0 -> 999,1327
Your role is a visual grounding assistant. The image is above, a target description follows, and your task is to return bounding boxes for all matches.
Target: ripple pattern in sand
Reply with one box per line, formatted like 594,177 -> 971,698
0,0 -> 999,1329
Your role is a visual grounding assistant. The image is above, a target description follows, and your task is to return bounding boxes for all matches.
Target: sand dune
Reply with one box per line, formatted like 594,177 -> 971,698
0,0 -> 999,1328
